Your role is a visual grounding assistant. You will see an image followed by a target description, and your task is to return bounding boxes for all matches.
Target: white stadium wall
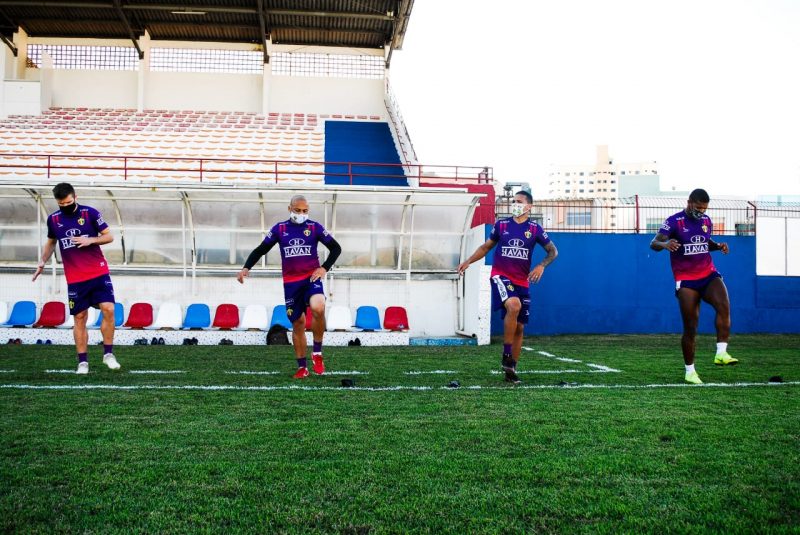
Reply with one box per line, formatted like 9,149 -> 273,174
48,70 -> 138,109
146,72 -> 262,113
268,76 -> 386,116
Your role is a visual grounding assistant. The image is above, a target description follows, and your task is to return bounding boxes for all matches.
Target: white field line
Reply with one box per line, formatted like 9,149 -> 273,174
0,370 -> 16,373
225,371 -> 281,375
44,369 -> 77,374
323,371 -> 370,375
0,382 -> 798,392
490,369 -> 618,375
128,370 -> 186,374
585,363 -> 623,373
404,370 -> 459,375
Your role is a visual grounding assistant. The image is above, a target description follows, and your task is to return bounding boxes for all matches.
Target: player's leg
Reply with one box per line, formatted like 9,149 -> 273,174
308,292 -> 326,375
704,277 -> 737,365
285,283 -> 309,378
73,308 -> 90,374
677,287 -> 702,383
98,302 -> 120,369
511,291 -> 530,363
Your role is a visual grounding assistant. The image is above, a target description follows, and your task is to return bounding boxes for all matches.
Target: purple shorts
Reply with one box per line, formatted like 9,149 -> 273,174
675,271 -> 722,298
67,273 -> 115,315
283,278 -> 325,323
490,275 -> 531,325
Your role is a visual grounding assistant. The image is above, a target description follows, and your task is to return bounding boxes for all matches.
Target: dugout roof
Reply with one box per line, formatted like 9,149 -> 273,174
0,0 -> 414,63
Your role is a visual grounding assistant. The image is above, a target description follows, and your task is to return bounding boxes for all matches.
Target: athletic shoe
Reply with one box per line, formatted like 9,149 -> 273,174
312,354 -> 325,375
76,362 -> 89,375
293,367 -> 309,379
103,353 -> 121,370
714,352 -> 738,366
684,371 -> 703,384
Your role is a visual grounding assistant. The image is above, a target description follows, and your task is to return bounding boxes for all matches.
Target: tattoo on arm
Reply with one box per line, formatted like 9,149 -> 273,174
540,242 -> 558,267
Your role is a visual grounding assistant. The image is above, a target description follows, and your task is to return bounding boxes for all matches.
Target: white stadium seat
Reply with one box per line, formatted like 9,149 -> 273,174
326,305 -> 353,331
239,304 -> 269,330
150,303 -> 183,330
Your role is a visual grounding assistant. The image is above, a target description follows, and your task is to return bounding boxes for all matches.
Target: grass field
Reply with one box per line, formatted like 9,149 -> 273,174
1,334 -> 798,533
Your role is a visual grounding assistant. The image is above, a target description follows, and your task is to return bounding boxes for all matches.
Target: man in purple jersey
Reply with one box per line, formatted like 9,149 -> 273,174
32,183 -> 120,374
457,191 -> 558,384
651,188 -> 737,385
237,195 -> 342,378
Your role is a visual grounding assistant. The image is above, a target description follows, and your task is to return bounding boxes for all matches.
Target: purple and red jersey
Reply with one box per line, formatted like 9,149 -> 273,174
659,210 -> 716,281
489,218 -> 551,288
46,205 -> 110,284
263,219 -> 334,283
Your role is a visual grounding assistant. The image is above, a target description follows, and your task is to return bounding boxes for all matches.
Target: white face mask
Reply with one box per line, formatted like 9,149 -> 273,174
511,203 -> 528,218
289,212 -> 308,224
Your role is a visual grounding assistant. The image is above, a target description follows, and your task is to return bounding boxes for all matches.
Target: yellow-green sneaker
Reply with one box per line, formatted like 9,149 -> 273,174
714,352 -> 739,366
685,371 -> 703,384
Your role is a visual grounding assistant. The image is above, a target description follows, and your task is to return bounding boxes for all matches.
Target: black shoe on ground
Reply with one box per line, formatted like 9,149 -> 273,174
501,357 -> 520,384
158,337 -> 165,345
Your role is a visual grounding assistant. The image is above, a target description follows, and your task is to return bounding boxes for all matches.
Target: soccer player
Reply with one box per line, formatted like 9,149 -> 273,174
237,195 -> 342,378
457,191 -> 558,384
651,188 -> 737,385
32,183 -> 120,374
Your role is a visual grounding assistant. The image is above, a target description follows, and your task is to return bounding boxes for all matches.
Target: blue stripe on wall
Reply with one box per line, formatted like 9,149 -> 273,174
324,121 -> 407,186
485,231 -> 800,334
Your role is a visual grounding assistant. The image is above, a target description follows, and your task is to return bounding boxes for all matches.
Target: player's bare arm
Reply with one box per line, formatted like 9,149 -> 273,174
709,239 -> 729,254
650,232 -> 679,252
72,227 -> 113,248
32,238 -> 57,282
529,241 -> 558,284
457,238 -> 497,275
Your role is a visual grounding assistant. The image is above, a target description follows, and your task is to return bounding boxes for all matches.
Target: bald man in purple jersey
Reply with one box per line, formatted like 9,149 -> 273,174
651,188 -> 738,385
458,191 -> 558,384
32,183 -> 120,375
237,195 -> 342,378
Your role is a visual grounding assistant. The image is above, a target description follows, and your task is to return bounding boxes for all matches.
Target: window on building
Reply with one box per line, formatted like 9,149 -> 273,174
567,211 -> 591,226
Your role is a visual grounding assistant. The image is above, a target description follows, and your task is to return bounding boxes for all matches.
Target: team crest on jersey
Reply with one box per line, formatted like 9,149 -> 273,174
702,225 -> 708,233
77,217 -> 85,225
524,231 -> 532,239
303,229 -> 311,236
286,308 -> 293,317
507,284 -> 514,291
69,299 -> 75,310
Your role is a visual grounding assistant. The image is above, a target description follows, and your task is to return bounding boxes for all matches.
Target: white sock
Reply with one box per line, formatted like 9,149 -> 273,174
685,364 -> 695,374
716,342 -> 728,355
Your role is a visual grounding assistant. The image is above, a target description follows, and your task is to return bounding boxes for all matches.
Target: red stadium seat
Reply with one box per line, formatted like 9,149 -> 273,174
33,301 -> 66,327
123,303 -> 153,328
383,306 -> 410,331
212,304 -> 240,329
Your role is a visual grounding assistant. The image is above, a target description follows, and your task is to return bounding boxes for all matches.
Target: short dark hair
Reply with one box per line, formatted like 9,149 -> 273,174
515,190 -> 533,204
52,183 -> 75,200
689,188 -> 709,203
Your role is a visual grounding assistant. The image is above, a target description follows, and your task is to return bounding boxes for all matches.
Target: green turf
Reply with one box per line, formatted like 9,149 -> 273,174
1,334 -> 798,533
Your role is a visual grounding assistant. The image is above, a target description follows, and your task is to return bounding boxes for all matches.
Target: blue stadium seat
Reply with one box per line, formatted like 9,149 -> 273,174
324,121 -> 407,186
3,300 -> 36,327
183,303 -> 211,329
354,305 -> 381,331
91,302 -> 124,328
270,305 -> 293,330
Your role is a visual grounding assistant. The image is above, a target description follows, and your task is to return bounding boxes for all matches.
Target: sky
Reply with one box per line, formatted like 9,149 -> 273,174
389,0 -> 800,198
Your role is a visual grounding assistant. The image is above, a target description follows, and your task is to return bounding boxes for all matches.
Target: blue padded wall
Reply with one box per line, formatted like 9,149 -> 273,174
485,230 -> 800,335
324,121 -> 407,186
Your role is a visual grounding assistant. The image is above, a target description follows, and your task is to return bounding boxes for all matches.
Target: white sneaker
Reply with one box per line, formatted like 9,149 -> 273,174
103,353 -> 121,370
76,362 -> 89,375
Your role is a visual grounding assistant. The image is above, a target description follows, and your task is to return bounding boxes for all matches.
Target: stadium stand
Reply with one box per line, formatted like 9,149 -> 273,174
354,305 -> 382,331
150,303 -> 183,330
384,306 -> 411,331
32,301 -> 66,328
239,305 -> 269,331
0,302 -> 7,325
183,304 -> 211,330
270,305 -> 293,330
324,121 -> 407,186
123,303 -> 154,329
2,301 -> 36,327
212,304 -> 240,329
326,305 -> 353,331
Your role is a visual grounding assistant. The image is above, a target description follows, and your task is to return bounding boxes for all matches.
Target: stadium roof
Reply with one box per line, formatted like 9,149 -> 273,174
0,0 -> 414,64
